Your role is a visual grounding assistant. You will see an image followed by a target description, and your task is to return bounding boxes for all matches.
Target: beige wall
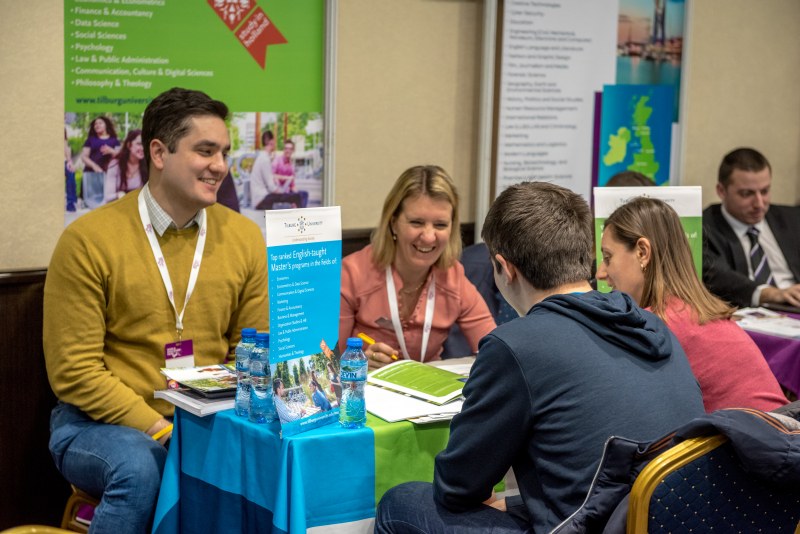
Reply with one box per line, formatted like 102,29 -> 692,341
0,2 -> 64,270
681,0 -> 800,206
1,0 -> 798,270
334,0 -> 481,229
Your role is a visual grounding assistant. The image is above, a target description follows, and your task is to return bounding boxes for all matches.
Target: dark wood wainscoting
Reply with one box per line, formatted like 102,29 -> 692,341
0,270 -> 70,528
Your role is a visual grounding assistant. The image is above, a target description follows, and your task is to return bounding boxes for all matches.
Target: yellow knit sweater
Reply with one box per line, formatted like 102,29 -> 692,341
44,191 -> 268,431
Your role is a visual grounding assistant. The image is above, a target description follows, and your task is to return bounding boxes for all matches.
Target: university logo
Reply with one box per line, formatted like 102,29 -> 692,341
209,0 -> 252,29
207,0 -> 287,68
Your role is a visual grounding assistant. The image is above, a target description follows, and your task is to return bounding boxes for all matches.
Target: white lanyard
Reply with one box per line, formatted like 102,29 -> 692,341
385,266 -> 436,363
138,192 -> 207,339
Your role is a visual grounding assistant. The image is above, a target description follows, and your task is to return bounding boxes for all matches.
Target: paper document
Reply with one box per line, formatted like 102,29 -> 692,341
365,385 -> 462,423
734,307 -> 800,339
434,363 -> 473,376
368,360 -> 465,405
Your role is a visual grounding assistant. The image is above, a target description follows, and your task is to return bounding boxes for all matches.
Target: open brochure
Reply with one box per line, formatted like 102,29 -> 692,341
155,388 -> 234,417
160,364 -> 237,398
734,307 -> 800,339
367,360 -> 466,405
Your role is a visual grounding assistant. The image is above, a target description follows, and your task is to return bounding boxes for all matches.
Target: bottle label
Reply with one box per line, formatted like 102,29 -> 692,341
340,359 -> 367,381
250,360 -> 265,376
340,382 -> 366,428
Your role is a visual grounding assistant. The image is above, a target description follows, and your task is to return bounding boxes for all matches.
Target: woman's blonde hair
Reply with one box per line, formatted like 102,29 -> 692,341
604,197 -> 734,323
371,165 -> 461,269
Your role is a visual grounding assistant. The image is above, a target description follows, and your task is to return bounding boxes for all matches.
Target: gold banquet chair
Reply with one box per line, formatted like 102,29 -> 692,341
59,485 -> 99,533
0,527 -> 75,534
627,434 -> 800,534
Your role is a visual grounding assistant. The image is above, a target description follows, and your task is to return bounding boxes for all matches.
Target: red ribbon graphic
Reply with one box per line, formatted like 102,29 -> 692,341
207,1 -> 287,69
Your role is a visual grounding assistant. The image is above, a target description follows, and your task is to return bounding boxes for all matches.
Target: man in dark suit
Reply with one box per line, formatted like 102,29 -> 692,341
703,147 -> 800,308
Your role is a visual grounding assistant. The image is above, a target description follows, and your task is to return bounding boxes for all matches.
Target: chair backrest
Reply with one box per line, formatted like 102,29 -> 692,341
627,434 -> 800,534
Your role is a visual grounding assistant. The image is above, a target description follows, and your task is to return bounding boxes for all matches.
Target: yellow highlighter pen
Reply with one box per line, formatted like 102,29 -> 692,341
152,423 -> 173,442
357,333 -> 398,360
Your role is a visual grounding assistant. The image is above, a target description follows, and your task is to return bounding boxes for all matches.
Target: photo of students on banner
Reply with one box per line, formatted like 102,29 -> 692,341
65,113 -> 126,214
272,352 -> 338,426
64,110 -> 323,233
228,111 -> 323,219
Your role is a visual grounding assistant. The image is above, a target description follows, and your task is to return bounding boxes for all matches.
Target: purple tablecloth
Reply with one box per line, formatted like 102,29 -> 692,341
744,312 -> 800,396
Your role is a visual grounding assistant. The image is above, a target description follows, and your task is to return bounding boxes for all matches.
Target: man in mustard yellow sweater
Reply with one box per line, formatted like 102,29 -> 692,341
44,88 -> 268,534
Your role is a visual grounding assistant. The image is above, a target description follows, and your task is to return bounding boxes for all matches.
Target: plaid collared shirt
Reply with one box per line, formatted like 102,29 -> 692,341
141,183 -> 202,236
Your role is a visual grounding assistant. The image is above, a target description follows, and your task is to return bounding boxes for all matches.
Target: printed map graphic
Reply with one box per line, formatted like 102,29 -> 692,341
598,84 -> 674,186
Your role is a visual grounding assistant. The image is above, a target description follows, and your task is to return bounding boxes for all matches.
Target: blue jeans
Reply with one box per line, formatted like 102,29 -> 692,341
49,403 -> 168,534
65,163 -> 77,211
375,482 -> 532,534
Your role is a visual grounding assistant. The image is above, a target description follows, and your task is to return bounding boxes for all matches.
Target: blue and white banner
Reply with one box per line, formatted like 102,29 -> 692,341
265,207 -> 342,437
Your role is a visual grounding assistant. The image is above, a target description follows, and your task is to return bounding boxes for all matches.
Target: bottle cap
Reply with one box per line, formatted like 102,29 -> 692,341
346,337 -> 363,348
241,327 -> 257,337
255,332 -> 270,346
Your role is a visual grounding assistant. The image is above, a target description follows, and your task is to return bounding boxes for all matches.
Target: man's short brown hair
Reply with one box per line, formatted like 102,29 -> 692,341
718,148 -> 771,186
482,182 -> 593,290
142,87 -> 228,170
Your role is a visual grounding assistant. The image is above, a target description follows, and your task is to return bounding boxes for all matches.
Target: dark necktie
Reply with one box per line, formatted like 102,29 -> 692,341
746,226 -> 774,286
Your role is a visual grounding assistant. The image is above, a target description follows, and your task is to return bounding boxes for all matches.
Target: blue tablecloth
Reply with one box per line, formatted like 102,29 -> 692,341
152,409 -> 450,533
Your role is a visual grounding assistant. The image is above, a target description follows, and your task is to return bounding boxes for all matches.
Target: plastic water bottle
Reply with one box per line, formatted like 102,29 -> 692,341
249,332 -> 277,423
339,337 -> 367,428
234,328 -> 257,418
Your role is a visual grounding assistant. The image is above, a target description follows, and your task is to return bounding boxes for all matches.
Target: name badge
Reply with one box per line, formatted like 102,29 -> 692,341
164,339 -> 195,369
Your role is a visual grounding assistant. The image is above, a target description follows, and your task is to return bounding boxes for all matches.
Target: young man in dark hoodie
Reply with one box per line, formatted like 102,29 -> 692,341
375,182 -> 704,534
